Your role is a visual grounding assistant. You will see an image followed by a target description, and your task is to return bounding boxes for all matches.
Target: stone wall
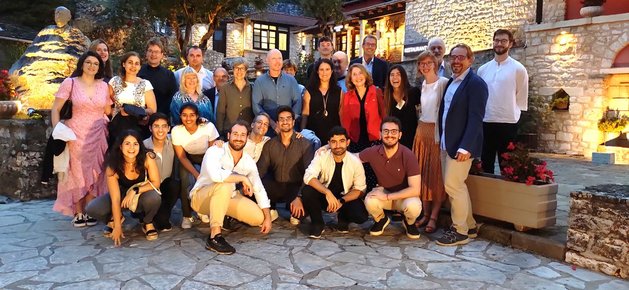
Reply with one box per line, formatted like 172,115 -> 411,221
567,185 -> 629,278
0,115 -> 55,201
524,15 -> 629,156
405,0 -> 536,52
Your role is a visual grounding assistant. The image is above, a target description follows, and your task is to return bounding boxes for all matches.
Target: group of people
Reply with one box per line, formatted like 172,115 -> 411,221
51,28 -> 528,254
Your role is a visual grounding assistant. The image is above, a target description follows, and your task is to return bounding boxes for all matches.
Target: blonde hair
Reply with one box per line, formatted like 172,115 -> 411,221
346,63 -> 373,91
417,50 -> 439,75
179,67 -> 202,95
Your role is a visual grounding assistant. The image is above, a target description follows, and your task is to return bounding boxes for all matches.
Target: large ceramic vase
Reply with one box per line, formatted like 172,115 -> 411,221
466,174 -> 558,231
0,101 -> 19,119
580,6 -> 603,17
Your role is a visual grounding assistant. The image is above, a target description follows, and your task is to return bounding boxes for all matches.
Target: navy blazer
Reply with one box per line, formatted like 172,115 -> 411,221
438,69 -> 488,159
350,56 -> 388,89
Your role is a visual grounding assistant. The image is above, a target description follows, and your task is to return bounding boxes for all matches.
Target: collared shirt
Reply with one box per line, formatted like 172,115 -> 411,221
213,89 -> 220,119
362,57 -> 374,75
478,56 -> 529,123
190,145 -> 270,209
174,66 -> 215,91
244,136 -> 270,162
441,68 -> 471,151
337,76 -> 347,93
359,144 -> 421,193
303,150 -> 366,195
143,136 -> 175,181
257,132 -> 314,184
252,72 -> 302,120
216,82 -> 254,133
438,62 -> 447,78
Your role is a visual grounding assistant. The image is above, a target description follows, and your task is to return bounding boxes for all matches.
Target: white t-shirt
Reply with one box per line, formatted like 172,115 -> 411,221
108,77 -> 154,107
171,123 -> 220,155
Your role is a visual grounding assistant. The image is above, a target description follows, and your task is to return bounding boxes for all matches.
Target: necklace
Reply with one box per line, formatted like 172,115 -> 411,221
321,89 -> 329,117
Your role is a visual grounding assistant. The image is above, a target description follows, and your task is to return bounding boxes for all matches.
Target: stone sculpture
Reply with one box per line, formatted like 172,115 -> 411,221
9,6 -> 90,110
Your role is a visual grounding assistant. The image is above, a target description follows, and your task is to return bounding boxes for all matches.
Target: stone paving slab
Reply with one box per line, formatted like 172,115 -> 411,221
1,200 -> 628,289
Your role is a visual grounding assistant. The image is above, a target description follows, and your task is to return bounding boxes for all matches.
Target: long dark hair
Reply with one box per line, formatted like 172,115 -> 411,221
70,51 -> 105,79
383,65 -> 410,116
307,58 -> 338,92
119,51 -> 141,88
106,129 -> 153,178
179,102 -> 202,125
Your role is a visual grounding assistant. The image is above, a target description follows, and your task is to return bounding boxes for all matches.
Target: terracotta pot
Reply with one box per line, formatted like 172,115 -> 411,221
580,6 -> 603,17
466,174 -> 558,231
0,101 -> 19,119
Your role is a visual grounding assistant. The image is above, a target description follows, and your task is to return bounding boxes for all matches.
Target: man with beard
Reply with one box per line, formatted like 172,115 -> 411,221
478,29 -> 529,174
257,106 -> 314,225
190,120 -> 273,254
437,43 -> 488,246
300,126 -> 368,238
428,37 -> 451,78
360,116 -> 422,239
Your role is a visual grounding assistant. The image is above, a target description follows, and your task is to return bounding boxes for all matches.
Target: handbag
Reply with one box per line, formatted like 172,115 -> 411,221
126,173 -> 162,213
59,79 -> 74,120
122,103 -> 147,118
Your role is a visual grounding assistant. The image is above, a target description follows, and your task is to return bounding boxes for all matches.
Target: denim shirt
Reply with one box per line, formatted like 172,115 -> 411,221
252,72 -> 302,120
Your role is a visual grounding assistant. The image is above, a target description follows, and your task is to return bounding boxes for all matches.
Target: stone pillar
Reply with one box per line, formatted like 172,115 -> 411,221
359,20 -> 366,57
567,185 -> 629,278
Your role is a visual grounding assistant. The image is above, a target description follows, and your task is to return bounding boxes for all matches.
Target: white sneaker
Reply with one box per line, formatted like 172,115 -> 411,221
199,214 -> 210,224
181,217 -> 194,229
270,210 -> 279,222
290,216 -> 300,225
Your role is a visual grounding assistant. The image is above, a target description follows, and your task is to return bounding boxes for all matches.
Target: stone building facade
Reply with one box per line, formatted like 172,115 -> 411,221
403,0 -> 629,158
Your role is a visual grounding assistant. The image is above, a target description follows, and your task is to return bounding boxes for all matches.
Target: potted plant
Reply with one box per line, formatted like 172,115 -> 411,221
580,0 -> 606,17
466,143 -> 558,231
0,69 -> 19,119
598,107 -> 628,145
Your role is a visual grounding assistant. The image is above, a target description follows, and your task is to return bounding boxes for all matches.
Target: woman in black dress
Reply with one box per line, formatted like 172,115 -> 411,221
383,65 -> 420,149
301,59 -> 342,141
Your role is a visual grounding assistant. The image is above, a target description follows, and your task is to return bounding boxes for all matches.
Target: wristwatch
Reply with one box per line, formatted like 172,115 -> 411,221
339,198 -> 346,205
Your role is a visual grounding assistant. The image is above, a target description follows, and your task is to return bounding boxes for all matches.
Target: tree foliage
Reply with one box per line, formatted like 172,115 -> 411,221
147,0 -> 273,61
0,0 -> 76,30
298,0 -> 344,36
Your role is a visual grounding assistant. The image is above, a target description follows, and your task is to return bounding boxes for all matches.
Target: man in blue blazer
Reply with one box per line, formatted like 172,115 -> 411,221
437,43 -> 488,246
350,35 -> 389,89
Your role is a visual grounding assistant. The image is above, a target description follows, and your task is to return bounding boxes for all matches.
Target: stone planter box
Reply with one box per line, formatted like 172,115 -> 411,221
567,185 -> 629,278
466,174 -> 558,231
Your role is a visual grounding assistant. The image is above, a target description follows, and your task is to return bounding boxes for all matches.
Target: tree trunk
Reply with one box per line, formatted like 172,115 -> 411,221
198,26 -> 216,51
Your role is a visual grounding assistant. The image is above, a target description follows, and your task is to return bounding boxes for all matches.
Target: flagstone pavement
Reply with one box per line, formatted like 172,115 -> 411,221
1,198 -> 628,290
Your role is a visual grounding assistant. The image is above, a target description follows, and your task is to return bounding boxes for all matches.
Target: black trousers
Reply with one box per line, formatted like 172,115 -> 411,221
153,177 -> 179,230
481,122 -> 518,174
301,185 -> 368,227
261,177 -> 301,209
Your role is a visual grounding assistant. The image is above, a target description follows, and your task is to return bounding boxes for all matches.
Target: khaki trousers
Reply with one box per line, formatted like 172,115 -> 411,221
191,183 -> 264,228
365,192 -> 422,224
440,150 -> 476,235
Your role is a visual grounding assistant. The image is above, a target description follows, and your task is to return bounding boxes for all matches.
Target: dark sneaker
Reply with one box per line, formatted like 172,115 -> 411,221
436,229 -> 469,246
468,226 -> 478,238
222,216 -> 239,231
159,224 -> 173,232
205,234 -> 236,255
390,212 -> 403,222
402,218 -> 420,239
84,214 -> 98,227
72,213 -> 86,228
336,220 -> 349,234
308,224 -> 324,239
369,216 -> 390,236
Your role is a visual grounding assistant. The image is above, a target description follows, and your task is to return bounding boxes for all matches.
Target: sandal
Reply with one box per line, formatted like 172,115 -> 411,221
142,223 -> 158,241
425,218 -> 438,233
103,217 -> 125,237
415,216 -> 429,228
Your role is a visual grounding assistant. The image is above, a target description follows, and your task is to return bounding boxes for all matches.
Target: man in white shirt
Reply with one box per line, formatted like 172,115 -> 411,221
190,120 -> 273,255
174,46 -> 215,91
299,126 -> 368,238
478,29 -> 529,174
244,113 -> 271,162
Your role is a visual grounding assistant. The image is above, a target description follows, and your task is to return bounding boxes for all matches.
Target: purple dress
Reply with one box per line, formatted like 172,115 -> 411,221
53,77 -> 111,216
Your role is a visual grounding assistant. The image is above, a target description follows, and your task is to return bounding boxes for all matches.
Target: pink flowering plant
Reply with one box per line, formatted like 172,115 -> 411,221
499,142 -> 554,185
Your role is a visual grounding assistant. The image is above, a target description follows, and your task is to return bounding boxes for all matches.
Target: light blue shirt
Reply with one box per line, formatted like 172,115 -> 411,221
213,89 -> 219,122
438,62 -> 447,78
337,77 -> 347,93
252,72 -> 302,120
440,68 -> 471,151
362,58 -> 374,75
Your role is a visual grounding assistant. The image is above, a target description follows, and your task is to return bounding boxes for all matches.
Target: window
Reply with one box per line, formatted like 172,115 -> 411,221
253,22 -> 289,53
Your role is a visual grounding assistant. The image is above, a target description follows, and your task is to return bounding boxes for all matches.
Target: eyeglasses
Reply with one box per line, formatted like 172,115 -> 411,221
84,61 -> 100,67
363,42 -> 377,47
255,120 -> 269,127
147,49 -> 163,55
450,55 -> 468,61
493,39 -> 510,45
234,66 -> 247,71
419,62 -> 434,67
278,116 -> 293,122
382,129 -> 399,135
